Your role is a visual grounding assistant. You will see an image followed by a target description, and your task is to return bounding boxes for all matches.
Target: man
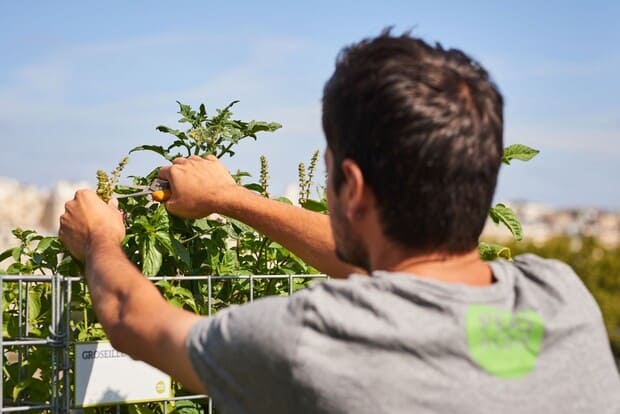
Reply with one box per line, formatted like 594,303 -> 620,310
59,31 -> 620,413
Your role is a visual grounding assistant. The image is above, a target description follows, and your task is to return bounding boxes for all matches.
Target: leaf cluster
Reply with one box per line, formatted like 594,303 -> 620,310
0,101 -> 309,412
478,144 -> 539,260
131,101 -> 281,161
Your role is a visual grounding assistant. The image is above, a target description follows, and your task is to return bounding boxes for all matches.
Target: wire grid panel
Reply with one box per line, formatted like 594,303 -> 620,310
1,273 -> 328,413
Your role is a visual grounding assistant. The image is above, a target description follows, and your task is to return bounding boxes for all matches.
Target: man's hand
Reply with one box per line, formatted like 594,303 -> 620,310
59,190 -> 125,262
60,190 -> 204,394
158,155 -> 240,219
158,154 -> 360,278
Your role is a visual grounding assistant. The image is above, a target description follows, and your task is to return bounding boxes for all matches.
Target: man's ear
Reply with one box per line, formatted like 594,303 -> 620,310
339,159 -> 368,221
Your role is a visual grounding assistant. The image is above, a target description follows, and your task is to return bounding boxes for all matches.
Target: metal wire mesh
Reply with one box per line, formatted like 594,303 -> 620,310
1,273 -> 328,413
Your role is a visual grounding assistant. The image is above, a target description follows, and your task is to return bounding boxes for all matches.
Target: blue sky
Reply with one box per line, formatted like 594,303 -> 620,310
1,1 -> 618,209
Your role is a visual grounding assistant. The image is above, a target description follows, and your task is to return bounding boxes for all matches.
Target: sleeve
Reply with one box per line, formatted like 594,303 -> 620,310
185,296 -> 301,413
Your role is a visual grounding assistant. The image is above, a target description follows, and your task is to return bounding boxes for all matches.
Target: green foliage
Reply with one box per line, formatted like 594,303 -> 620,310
130,100 -> 281,160
477,242 -> 512,261
0,228 -> 83,276
0,101 -> 306,412
479,144 -> 539,260
502,236 -> 620,365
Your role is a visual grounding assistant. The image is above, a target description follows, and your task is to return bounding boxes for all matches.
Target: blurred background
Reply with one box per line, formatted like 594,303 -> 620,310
1,1 -> 619,355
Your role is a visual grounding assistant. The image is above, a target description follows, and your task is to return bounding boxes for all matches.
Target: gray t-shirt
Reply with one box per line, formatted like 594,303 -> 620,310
186,254 -> 620,413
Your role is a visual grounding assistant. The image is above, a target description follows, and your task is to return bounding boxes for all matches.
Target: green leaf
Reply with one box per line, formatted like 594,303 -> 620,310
28,286 -> 43,321
275,196 -> 293,205
219,100 -> 240,116
222,223 -> 240,240
229,218 -> 254,234
489,203 -> 523,241
192,218 -> 211,232
243,183 -> 264,193
301,198 -> 328,213
164,282 -> 199,311
13,378 -> 33,401
5,314 -> 20,337
129,145 -> 173,161
141,237 -> 163,276
478,242 -> 512,261
129,404 -> 156,414
169,399 -> 203,414
11,247 -> 22,263
154,231 -> 173,255
246,121 -> 282,137
36,237 -> 55,253
502,144 -> 539,165
0,247 -> 14,262
217,250 -> 240,275
157,126 -> 189,141
152,204 -> 170,230
172,239 -> 191,268
133,216 -> 155,233
177,100 -> 192,114
6,262 -> 23,275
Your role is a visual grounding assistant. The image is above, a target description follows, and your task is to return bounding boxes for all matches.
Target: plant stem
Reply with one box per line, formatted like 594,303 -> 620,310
217,142 -> 235,159
253,237 -> 270,274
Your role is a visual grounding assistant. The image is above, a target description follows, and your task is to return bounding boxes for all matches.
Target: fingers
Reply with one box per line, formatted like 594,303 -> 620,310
73,188 -> 97,201
160,155 -> 213,182
158,165 -> 171,180
173,157 -> 190,165
170,154 -> 216,164
160,156 -> 196,180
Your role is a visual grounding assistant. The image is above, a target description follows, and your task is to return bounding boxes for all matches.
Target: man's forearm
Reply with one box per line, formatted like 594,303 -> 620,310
83,241 -> 204,392
219,187 -> 362,278
83,240 -> 163,350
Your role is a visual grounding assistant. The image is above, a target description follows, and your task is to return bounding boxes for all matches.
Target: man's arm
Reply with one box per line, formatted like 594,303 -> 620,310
158,155 -> 363,278
59,190 -> 204,393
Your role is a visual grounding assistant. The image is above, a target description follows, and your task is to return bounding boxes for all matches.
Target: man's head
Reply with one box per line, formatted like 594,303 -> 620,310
322,30 -> 504,264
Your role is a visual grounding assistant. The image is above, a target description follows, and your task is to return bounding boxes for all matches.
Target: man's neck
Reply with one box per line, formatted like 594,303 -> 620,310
371,248 -> 493,287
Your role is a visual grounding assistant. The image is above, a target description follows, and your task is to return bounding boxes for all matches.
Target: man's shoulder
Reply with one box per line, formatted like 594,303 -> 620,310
492,253 -> 602,318
511,253 -> 576,273
493,253 -> 582,286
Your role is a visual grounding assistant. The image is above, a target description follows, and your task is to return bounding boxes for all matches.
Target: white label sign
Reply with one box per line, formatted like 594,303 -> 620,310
74,342 -> 172,407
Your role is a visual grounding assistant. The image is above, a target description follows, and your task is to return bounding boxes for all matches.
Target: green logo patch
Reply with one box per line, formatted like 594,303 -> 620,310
466,305 -> 544,379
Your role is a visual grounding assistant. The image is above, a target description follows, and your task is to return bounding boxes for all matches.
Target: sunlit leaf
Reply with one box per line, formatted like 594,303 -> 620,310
28,285 -> 43,321
0,247 -> 14,262
275,196 -> 294,205
129,145 -> 173,161
478,242 -> 512,261
36,237 -> 55,253
141,236 -> 163,276
488,203 -> 523,241
301,198 -> 328,213
244,183 -> 264,193
13,378 -> 33,401
502,144 -> 539,165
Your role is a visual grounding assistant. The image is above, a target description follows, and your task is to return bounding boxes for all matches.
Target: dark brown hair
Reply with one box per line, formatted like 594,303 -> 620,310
322,29 -> 504,254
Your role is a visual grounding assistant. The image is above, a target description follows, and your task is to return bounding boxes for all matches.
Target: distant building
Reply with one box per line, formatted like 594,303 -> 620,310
482,201 -> 620,247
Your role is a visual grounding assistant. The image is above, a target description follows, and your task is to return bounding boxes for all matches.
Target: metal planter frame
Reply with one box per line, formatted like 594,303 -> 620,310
1,273 -> 327,413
